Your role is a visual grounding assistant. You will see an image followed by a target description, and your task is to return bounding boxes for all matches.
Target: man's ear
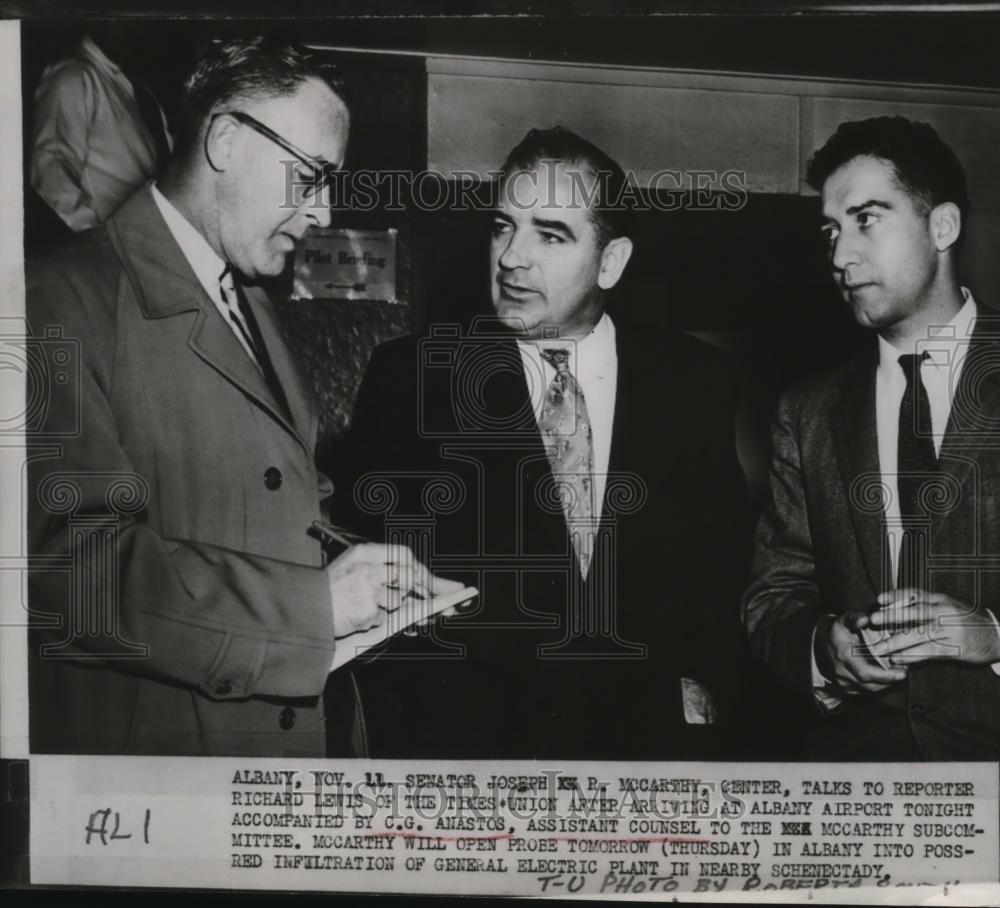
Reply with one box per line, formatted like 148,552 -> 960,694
203,112 -> 240,173
930,201 -> 962,254
597,236 -> 634,290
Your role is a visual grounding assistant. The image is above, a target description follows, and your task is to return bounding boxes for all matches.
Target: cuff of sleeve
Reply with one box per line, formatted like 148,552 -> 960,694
201,634 -> 267,700
219,561 -> 335,697
810,620 -> 844,712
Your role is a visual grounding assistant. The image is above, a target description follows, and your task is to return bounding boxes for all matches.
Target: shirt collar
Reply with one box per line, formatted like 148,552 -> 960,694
151,183 -> 228,303
877,288 -> 977,375
521,312 -> 615,375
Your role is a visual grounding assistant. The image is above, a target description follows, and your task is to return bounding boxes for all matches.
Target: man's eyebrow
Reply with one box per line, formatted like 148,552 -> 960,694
845,199 -> 892,216
531,216 -> 576,240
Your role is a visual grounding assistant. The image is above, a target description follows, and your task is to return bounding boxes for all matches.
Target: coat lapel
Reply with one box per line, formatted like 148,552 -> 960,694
473,330 -> 540,436
243,284 -> 316,450
831,346 -> 889,594
603,320 -> 660,525
471,324 -> 576,561
478,318 -> 642,578
106,186 -> 311,454
933,313 -> 1000,541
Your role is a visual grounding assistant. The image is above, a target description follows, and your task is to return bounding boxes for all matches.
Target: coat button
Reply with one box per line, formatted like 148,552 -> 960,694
215,680 -> 232,696
279,706 -> 296,730
264,467 -> 283,490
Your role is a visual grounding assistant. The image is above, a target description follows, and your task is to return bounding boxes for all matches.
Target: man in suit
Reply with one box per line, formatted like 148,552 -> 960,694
27,37 -> 461,757
743,116 -> 1000,760
337,127 -> 750,760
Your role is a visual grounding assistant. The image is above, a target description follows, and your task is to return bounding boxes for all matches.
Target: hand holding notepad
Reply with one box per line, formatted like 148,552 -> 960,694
329,581 -> 478,673
313,520 -> 477,672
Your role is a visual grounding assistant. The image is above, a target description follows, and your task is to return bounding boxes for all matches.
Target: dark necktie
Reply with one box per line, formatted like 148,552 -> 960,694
896,352 -> 936,590
220,266 -> 290,420
538,348 -> 596,577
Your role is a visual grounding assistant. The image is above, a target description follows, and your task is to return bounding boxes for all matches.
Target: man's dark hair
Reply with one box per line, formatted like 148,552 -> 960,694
806,116 -> 969,228
174,36 -> 347,156
500,126 -> 632,246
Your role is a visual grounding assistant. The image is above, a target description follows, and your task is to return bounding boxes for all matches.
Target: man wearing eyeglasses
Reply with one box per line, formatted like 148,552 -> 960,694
26,36 -> 462,757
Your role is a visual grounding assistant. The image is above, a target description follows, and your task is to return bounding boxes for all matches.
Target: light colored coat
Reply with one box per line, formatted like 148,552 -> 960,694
28,185 -> 360,756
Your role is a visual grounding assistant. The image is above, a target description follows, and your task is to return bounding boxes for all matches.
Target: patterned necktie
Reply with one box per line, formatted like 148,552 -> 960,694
538,347 -> 596,577
896,352 -> 936,590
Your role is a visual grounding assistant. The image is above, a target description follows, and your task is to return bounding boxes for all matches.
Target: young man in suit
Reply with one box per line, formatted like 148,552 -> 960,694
27,37 -> 461,757
338,127 -> 750,760
743,116 -> 1000,759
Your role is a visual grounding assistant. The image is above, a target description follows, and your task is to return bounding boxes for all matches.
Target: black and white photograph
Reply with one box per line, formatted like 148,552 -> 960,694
5,2 -> 1000,899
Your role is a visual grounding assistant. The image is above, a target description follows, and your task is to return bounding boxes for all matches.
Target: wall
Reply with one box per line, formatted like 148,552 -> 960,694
275,51 -> 427,471
427,56 -> 1000,304
23,25 -> 1000,460
418,55 -> 1000,504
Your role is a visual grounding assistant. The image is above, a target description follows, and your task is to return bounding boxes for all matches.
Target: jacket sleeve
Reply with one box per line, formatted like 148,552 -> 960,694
741,388 -> 826,696
27,257 -> 336,702
30,60 -> 101,232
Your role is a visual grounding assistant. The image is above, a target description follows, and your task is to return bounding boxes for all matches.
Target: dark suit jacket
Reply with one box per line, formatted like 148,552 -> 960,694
27,185 -> 361,757
743,313 -> 1000,759
335,317 -> 751,760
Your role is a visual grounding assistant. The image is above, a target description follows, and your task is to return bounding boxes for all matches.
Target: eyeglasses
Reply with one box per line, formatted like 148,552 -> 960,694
212,110 -> 340,200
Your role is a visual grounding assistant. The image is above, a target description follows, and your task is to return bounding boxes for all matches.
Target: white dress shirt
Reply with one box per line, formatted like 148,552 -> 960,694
31,36 -> 169,232
150,184 -> 260,368
516,313 -> 618,523
876,291 -> 977,577
814,290 -> 1000,703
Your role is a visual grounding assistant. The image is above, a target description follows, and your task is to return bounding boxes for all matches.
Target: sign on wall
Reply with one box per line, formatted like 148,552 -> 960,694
293,227 -> 398,303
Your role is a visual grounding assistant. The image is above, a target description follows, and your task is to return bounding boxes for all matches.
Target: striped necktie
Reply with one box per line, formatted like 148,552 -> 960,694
219,266 -> 259,367
219,266 -> 290,419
